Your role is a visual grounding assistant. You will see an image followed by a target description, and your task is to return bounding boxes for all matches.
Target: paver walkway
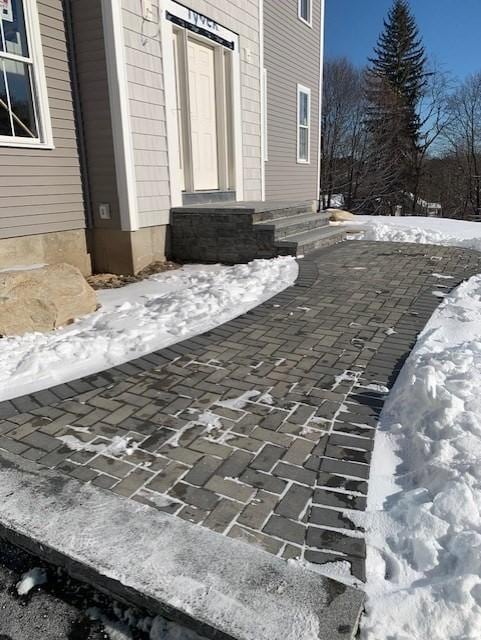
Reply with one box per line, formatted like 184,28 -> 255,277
1,241 -> 480,585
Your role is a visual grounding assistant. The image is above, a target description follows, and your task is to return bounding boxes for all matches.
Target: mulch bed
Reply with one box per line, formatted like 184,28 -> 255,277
87,261 -> 180,290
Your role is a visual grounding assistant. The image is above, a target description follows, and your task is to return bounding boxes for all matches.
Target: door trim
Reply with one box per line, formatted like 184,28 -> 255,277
162,0 -> 243,204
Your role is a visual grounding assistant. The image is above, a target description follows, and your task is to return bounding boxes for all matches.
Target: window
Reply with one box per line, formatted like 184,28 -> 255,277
297,84 -> 310,163
0,0 -> 52,147
298,0 -> 312,27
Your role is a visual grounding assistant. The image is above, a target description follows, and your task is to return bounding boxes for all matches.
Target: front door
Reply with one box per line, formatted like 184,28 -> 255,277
187,39 -> 219,190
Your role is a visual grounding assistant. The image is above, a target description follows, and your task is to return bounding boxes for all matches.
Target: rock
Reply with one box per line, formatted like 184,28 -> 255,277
328,208 -> 356,221
0,263 -> 97,336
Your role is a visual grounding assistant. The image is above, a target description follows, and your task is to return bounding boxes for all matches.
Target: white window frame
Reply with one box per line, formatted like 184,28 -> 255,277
262,67 -> 268,162
0,0 -> 53,149
297,83 -> 311,164
298,0 -> 312,27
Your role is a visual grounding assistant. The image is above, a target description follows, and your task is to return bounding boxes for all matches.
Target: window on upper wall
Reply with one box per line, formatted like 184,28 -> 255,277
298,0 -> 312,27
0,0 -> 52,147
297,84 -> 310,163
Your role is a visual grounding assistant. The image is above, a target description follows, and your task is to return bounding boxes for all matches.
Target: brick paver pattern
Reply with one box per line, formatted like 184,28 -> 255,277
2,241 -> 481,582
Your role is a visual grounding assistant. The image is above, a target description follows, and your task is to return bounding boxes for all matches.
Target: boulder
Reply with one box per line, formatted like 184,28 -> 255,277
328,208 -> 356,221
0,263 -> 97,336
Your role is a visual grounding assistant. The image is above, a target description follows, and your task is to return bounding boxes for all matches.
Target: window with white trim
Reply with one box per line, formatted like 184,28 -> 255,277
0,0 -> 51,146
298,0 -> 312,26
297,84 -> 310,163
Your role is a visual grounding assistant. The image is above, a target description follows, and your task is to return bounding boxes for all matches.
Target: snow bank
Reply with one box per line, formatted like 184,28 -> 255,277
0,258 -> 298,401
342,215 -> 481,250
358,274 -> 481,640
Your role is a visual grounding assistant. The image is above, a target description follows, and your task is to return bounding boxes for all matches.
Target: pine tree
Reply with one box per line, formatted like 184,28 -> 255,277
365,0 -> 426,214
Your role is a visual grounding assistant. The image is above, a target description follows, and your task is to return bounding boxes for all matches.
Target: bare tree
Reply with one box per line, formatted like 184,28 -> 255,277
321,58 -> 366,209
410,65 -> 452,213
443,72 -> 481,218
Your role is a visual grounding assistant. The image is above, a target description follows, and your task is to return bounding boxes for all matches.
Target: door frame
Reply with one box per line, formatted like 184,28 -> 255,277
161,0 -> 243,204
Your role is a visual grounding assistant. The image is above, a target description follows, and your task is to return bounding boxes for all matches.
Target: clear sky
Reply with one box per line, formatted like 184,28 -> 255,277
325,0 -> 481,81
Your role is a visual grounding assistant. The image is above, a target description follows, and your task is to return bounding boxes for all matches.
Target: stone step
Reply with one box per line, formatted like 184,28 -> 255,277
170,201 -> 344,264
276,226 -> 346,256
255,210 -> 330,239
251,201 -> 316,223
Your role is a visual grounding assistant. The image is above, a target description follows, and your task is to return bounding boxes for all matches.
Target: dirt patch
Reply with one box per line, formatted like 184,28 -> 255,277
87,261 -> 180,290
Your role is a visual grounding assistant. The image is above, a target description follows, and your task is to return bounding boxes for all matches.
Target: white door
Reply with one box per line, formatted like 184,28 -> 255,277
188,39 -> 219,190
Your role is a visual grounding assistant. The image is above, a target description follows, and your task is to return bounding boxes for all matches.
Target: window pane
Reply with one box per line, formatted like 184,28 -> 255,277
299,92 -> 309,126
300,0 -> 310,21
299,127 -> 308,161
0,63 -> 12,135
4,58 -> 37,137
2,0 -> 28,58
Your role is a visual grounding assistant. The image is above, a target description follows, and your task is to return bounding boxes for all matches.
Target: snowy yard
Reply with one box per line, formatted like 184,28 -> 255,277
0,257 -> 298,402
330,215 -> 481,639
338,214 -> 481,250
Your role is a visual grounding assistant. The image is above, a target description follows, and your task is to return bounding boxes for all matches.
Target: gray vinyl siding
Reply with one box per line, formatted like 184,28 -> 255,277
0,0 -> 85,240
70,0 -> 120,229
122,0 -> 170,229
264,0 -> 321,202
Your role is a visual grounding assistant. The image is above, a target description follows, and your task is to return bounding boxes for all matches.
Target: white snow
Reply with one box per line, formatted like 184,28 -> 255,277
216,390 -> 261,409
339,214 -> 481,251
58,435 -> 138,457
16,567 -> 47,595
357,273 -> 481,640
0,257 -> 298,401
87,603 -> 209,640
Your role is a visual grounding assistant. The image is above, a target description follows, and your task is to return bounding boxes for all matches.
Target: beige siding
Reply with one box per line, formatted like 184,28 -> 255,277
0,0 -> 85,240
264,0 -> 321,202
70,0 -> 120,229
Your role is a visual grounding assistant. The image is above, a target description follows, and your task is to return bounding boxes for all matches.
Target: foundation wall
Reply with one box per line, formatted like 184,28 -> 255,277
0,230 -> 91,276
90,226 -> 168,275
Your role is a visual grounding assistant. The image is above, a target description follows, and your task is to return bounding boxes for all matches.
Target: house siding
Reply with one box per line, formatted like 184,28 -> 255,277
264,0 -> 321,202
0,0 -> 85,240
121,0 -> 170,229
70,0 -> 120,229
120,0 -> 262,226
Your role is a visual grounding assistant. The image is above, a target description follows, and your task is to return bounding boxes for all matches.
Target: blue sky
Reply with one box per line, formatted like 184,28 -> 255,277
325,0 -> 481,81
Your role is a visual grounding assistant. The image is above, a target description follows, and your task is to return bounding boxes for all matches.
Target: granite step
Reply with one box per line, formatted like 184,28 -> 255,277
276,226 -> 346,256
255,210 -> 330,239
170,200 -> 343,263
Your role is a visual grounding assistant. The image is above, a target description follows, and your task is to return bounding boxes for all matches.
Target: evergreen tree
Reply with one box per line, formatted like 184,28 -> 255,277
365,0 -> 426,213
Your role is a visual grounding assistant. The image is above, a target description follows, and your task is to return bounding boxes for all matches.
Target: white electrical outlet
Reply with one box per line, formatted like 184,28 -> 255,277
99,203 -> 111,220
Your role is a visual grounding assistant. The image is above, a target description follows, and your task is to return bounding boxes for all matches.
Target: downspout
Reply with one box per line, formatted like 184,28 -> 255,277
63,0 -> 94,231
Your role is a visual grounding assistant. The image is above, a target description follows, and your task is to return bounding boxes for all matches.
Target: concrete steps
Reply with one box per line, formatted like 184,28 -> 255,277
255,210 -> 331,239
170,200 -> 345,263
276,225 -> 346,256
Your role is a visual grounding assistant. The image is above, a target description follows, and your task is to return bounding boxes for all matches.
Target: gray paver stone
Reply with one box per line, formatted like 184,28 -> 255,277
263,515 -> 306,545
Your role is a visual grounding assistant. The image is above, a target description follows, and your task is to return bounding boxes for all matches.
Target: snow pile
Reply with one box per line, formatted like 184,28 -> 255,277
359,274 -> 481,640
87,606 -> 207,640
0,257 -> 298,401
16,567 -> 47,595
340,214 -> 481,250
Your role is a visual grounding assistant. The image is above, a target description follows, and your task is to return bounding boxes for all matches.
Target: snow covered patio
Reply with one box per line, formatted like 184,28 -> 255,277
1,240 -> 481,639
